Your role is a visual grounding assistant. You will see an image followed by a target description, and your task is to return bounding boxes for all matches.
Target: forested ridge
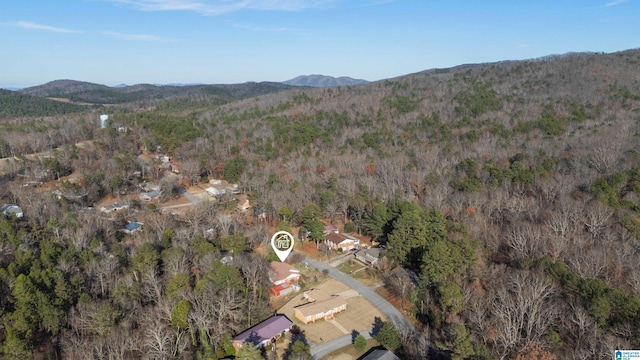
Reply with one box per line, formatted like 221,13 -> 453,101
19,80 -> 297,105
1,48 -> 640,359
0,89 -> 87,118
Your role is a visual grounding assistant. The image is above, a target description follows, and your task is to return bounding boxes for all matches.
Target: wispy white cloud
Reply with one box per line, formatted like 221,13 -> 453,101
103,0 -> 334,15
12,21 -> 81,33
603,0 -> 627,7
103,31 -> 177,42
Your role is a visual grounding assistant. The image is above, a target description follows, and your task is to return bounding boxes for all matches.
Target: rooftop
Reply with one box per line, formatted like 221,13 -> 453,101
294,296 -> 346,318
358,348 -> 400,360
324,223 -> 339,234
303,289 -> 332,302
325,232 -> 349,245
270,261 -> 300,283
356,247 -> 381,259
232,315 -> 293,345
123,222 -> 143,233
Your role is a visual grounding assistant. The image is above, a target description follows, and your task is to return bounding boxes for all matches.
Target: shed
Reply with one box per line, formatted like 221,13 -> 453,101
122,222 -> 143,234
270,283 -> 299,297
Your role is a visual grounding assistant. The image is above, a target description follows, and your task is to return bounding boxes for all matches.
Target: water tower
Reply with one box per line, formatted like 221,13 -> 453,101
100,114 -> 109,128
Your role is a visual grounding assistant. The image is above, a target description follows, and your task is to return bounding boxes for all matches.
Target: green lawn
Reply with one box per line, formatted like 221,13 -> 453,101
337,259 -> 365,274
337,259 -> 380,284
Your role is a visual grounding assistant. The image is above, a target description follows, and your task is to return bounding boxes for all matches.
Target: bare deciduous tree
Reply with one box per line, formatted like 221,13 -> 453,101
489,271 -> 558,359
143,317 -> 173,360
587,146 -> 618,173
163,248 -> 191,278
140,268 -> 163,304
238,253 -> 270,299
567,247 -> 606,279
504,224 -> 543,263
584,202 -> 612,238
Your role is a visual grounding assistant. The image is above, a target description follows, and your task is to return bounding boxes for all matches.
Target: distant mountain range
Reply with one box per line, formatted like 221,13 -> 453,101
282,75 -> 369,87
114,83 -> 206,88
14,75 -> 369,105
19,79 -> 296,105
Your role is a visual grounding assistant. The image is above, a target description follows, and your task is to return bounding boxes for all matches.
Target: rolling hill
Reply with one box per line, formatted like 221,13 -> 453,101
283,74 -> 369,87
19,79 -> 296,105
0,88 -> 87,118
2,48 -> 640,359
194,48 -> 640,357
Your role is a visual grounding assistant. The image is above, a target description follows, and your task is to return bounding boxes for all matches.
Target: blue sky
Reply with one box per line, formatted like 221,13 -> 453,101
1,0 -> 638,88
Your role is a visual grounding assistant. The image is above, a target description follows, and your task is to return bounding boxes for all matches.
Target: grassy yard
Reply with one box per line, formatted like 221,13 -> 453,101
322,339 -> 381,360
276,278 -> 387,345
337,259 -> 380,284
337,259 -> 365,274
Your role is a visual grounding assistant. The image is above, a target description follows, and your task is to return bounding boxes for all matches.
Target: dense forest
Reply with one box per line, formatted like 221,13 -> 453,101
0,89 -> 87,118
1,49 -> 640,359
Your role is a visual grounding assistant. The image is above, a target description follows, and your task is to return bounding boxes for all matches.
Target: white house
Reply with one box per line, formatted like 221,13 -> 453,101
205,187 -> 225,197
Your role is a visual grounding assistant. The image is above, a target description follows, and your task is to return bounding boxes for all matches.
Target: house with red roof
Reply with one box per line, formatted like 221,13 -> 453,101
269,262 -> 301,297
269,261 -> 301,286
324,223 -> 339,234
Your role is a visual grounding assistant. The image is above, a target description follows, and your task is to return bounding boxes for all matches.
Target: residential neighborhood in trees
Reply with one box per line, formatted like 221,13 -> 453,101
0,49 -> 640,359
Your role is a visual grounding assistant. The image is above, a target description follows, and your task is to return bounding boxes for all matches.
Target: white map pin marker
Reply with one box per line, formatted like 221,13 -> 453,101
271,230 -> 294,262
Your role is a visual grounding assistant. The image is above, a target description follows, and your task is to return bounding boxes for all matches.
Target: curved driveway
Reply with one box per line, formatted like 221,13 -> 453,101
311,332 -> 371,359
304,258 -> 417,359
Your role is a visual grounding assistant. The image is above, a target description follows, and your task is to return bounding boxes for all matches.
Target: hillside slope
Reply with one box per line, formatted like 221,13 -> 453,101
2,48 -> 640,360
0,88 -> 87,118
187,48 -> 640,358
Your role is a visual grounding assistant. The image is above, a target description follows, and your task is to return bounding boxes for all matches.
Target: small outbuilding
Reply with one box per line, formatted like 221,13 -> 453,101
269,283 -> 299,297
121,222 -> 143,234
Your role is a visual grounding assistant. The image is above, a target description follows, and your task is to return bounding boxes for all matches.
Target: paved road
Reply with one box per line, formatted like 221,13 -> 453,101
310,332 -> 371,359
305,258 -> 417,359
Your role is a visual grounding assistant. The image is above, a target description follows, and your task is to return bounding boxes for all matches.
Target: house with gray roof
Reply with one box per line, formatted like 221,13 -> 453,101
358,348 -> 400,360
355,247 -> 382,266
231,314 -> 293,351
